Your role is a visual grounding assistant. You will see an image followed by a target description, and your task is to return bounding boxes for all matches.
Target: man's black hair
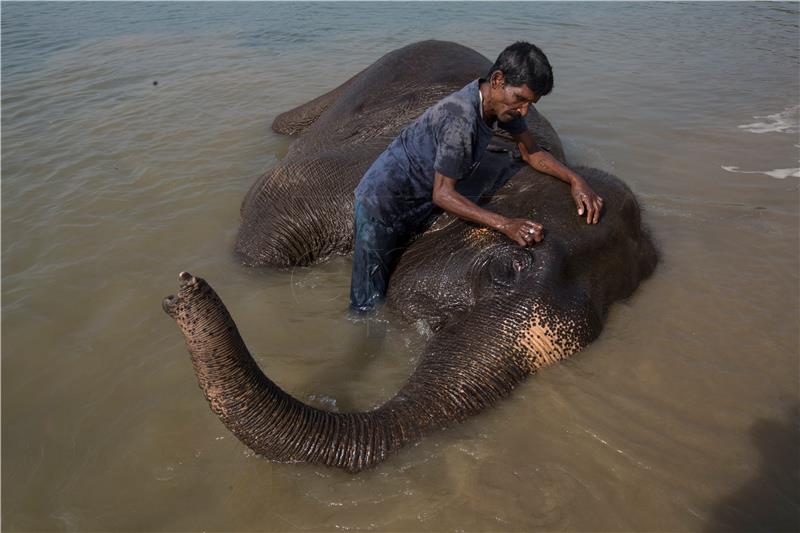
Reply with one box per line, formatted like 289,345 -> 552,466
487,41 -> 554,96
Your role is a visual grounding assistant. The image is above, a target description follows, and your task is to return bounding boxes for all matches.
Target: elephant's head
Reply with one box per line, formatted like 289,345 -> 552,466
388,165 -> 657,333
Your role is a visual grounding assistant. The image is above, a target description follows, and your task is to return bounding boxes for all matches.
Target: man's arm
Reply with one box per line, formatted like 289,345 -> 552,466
513,130 -> 604,224
431,172 -> 542,247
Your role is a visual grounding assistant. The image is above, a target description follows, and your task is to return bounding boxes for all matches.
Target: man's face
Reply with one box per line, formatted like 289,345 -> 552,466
490,73 -> 540,122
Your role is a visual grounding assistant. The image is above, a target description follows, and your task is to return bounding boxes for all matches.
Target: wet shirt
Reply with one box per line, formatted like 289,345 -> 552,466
354,79 -> 528,228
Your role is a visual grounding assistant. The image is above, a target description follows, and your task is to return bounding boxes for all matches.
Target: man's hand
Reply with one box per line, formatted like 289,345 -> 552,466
571,178 -> 603,225
517,140 -> 604,224
432,172 -> 544,246
498,218 -> 543,247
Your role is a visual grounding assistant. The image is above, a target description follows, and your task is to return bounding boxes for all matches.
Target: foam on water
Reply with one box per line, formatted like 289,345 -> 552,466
737,105 -> 800,134
721,165 -> 800,180
723,108 -> 800,179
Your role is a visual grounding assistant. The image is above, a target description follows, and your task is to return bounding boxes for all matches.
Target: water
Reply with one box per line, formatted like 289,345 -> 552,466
2,2 -> 798,531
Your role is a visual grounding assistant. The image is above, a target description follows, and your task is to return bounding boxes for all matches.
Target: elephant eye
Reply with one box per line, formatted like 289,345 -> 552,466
472,248 -> 535,297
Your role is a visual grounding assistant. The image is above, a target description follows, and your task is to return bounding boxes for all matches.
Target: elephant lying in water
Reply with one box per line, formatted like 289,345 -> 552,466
163,41 -> 657,472
235,40 -> 564,267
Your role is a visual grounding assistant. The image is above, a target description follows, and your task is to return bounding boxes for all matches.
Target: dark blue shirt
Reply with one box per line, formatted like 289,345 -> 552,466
354,79 -> 527,227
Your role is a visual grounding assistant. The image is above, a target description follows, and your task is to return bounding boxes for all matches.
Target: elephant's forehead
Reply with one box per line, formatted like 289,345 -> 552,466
387,165 -> 647,326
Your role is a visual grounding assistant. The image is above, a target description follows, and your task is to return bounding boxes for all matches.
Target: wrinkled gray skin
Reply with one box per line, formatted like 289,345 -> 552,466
387,164 -> 657,332
236,40 -> 564,267
164,41 -> 657,473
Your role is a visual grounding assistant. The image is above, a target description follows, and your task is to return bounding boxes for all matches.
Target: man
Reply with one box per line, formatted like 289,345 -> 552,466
350,41 -> 603,312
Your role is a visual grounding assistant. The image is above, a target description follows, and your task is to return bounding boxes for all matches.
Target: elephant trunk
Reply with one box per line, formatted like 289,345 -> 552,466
163,272 -> 424,472
163,272 -> 596,472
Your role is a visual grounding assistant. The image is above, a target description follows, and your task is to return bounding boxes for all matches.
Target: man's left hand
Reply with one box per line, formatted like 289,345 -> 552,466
571,178 -> 603,224
517,140 -> 604,224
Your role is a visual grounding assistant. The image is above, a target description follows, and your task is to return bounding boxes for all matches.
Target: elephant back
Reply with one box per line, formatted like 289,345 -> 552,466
237,42 -> 484,267
237,41 -> 566,268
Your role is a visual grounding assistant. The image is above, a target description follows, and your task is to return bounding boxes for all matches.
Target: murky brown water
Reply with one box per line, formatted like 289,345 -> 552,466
3,3 -> 798,531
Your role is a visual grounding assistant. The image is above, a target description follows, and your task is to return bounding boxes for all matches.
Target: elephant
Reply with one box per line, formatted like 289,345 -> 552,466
235,40 -> 564,268
163,41 -> 657,473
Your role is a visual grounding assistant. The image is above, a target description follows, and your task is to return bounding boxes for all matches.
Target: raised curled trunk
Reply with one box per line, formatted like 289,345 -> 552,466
187,289 -> 412,471
168,273 -> 596,473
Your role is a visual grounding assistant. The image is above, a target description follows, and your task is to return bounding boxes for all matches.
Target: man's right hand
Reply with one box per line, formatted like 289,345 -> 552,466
431,172 -> 544,247
498,218 -> 543,247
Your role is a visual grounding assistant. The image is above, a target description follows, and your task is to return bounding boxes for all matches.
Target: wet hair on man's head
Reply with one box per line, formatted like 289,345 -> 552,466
488,41 -> 554,96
